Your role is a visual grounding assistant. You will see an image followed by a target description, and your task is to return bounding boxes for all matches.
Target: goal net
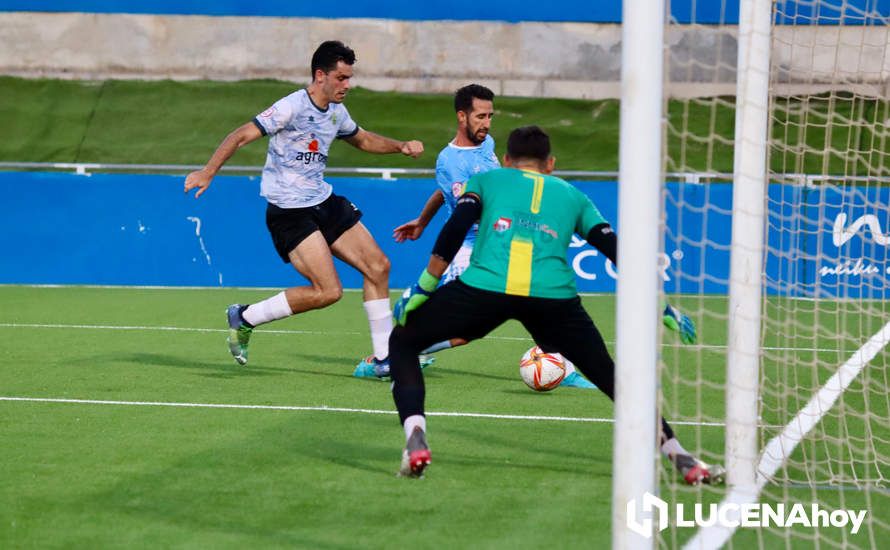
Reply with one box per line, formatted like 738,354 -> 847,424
658,0 -> 890,548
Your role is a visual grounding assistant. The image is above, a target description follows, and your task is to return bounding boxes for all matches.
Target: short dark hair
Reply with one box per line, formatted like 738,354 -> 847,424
311,41 -> 356,78
454,84 -> 494,113
506,126 -> 551,161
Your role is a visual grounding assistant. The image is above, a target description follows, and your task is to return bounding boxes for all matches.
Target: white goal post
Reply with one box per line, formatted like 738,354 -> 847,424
611,0 -> 666,548
614,0 -> 889,548
725,0 -> 772,493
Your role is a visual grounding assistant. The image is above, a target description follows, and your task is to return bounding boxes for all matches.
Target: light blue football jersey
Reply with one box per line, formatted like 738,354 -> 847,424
435,134 -> 500,245
253,89 -> 359,209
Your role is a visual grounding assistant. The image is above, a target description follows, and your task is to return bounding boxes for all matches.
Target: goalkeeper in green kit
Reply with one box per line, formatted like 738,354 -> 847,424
389,125 -> 723,483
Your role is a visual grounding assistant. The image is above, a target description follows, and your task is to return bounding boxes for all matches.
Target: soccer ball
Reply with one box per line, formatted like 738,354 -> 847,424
519,346 -> 566,391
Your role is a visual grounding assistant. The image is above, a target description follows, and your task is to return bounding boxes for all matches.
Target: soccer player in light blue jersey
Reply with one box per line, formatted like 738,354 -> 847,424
184,41 -> 424,373
391,84 -> 598,388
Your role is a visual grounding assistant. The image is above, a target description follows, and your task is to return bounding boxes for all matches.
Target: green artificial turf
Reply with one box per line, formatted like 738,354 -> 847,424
1,287 -> 885,548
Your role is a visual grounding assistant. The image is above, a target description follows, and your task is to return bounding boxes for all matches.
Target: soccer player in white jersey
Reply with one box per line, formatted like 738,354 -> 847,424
392,84 -> 597,389
184,41 -> 423,373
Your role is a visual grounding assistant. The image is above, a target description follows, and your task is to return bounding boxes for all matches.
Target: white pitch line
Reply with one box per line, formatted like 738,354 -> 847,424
0,322 -> 846,352
684,319 -> 890,550
0,396 -> 732,427
0,322 -> 533,342
0,283 -> 616,297
0,322 -> 359,336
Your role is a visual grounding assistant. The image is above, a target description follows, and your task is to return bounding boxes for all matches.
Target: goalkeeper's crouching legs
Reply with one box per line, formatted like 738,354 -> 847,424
389,325 -> 428,422
390,324 -> 435,478
522,300 -> 725,486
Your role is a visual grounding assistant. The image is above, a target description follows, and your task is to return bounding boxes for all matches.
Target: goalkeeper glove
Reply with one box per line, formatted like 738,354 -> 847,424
394,269 -> 440,326
663,304 -> 697,345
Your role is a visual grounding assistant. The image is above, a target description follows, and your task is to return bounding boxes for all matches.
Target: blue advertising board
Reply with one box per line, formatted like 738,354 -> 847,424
2,171 -> 889,298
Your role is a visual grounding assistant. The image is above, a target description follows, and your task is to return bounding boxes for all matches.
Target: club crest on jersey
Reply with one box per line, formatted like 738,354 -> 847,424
494,217 -> 512,232
260,107 -> 275,118
332,114 -> 338,125
451,182 -> 464,197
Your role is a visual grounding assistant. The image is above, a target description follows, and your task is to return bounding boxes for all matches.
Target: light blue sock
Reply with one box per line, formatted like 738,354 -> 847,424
420,340 -> 453,355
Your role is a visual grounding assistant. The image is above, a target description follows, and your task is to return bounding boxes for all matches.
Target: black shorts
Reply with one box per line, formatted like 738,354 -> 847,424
389,281 -> 677,440
265,194 -> 363,263
389,280 -> 616,399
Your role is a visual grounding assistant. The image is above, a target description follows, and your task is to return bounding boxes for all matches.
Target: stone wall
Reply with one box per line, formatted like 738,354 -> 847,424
1,12 -> 887,98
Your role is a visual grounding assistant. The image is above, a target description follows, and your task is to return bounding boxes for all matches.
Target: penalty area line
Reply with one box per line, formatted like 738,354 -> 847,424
0,322 -> 847,352
0,322 -> 533,342
683,318 -> 890,550
0,396 -> 727,427
0,322 -> 360,336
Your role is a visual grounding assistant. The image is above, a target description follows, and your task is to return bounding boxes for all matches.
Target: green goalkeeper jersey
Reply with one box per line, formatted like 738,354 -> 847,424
460,167 -> 607,299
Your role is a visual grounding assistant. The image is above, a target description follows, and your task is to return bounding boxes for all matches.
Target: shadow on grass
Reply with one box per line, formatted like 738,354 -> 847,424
283,352 -> 355,367
438,452 -> 612,479
441,423 -> 613,466
499,388 -> 567,396
121,352 -> 286,378
283,352 -> 453,381
122,351 -> 366,380
439,366 -> 515,383
278,352 -> 361,380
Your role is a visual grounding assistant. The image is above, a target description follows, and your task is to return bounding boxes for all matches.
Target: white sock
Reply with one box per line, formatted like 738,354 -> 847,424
363,298 -> 392,360
242,291 -> 292,327
660,437 -> 690,459
403,414 -> 427,441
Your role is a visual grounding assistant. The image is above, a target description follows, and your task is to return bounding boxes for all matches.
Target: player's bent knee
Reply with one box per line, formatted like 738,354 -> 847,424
307,283 -> 342,308
319,286 -> 343,306
364,255 -> 391,283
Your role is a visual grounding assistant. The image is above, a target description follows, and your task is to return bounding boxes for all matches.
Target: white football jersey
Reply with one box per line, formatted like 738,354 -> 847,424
253,89 -> 359,208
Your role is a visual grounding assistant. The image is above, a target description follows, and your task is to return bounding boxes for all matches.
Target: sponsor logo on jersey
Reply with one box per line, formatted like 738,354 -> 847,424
517,216 -> 559,239
293,151 -> 328,165
288,137 -> 326,164
494,217 -> 512,232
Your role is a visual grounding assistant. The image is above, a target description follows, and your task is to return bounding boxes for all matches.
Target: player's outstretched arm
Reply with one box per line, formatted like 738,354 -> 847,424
344,129 -> 424,158
184,122 -> 263,198
393,190 -> 445,242
394,263 -> 444,326
394,193 -> 481,325
583,223 -> 697,345
582,219 -> 697,344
